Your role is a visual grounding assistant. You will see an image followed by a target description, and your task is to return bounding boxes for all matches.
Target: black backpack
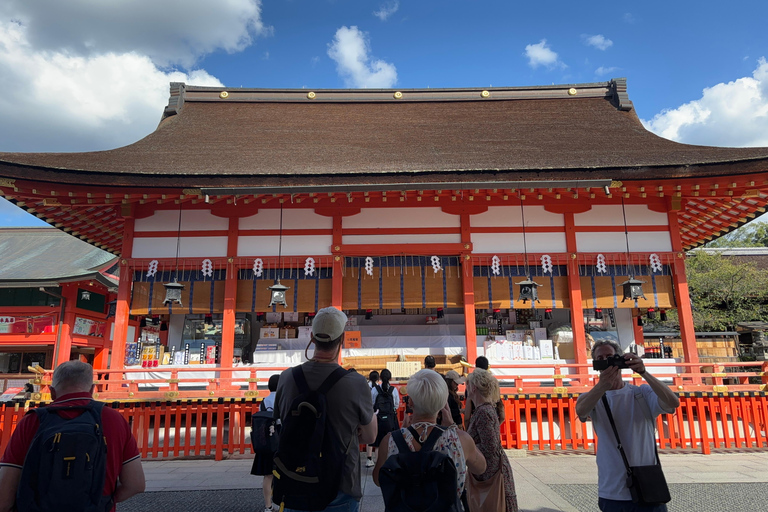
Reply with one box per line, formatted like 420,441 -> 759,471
379,426 -> 462,512
251,408 -> 280,454
16,401 -> 111,512
273,366 -> 349,511
374,384 -> 396,420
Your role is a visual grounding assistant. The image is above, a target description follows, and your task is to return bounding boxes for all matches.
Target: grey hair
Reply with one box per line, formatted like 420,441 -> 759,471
405,369 -> 448,416
591,339 -> 623,359
466,368 -> 500,403
51,361 -> 94,393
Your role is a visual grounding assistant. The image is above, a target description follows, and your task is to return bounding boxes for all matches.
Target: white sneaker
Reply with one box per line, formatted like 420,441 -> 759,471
365,458 -> 375,467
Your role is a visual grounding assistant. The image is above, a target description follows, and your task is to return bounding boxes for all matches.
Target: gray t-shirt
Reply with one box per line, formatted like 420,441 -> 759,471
275,361 -> 374,500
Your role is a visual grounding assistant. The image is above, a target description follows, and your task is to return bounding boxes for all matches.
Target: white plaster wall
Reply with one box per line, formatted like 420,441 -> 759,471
575,232 -> 672,252
574,205 -> 668,226
343,208 -> 460,228
471,205 -> 564,227
239,209 -> 332,230
471,233 -> 567,253
238,235 -> 333,256
134,210 -> 229,232
133,237 -> 228,258
342,234 -> 462,245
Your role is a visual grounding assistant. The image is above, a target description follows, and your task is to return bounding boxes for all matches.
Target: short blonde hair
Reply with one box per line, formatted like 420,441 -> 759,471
406,369 -> 448,416
466,368 -> 500,403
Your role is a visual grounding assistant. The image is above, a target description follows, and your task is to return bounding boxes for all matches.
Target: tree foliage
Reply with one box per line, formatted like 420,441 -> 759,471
707,221 -> 768,248
684,251 -> 768,331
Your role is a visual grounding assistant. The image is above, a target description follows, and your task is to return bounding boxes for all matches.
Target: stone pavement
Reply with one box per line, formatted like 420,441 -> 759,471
120,450 -> 768,511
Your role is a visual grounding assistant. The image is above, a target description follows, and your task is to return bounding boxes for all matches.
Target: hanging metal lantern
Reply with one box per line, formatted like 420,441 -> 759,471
620,276 -> 646,303
106,300 -> 117,319
516,277 -> 542,304
163,279 -> 185,306
268,279 -> 290,308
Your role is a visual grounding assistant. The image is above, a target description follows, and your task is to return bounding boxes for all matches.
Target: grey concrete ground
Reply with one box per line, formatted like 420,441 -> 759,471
119,450 -> 768,511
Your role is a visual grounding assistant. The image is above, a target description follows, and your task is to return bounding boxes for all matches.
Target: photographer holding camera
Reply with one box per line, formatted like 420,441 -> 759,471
575,339 -> 680,511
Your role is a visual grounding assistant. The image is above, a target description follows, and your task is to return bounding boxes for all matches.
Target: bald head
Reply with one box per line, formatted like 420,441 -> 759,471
51,360 -> 95,397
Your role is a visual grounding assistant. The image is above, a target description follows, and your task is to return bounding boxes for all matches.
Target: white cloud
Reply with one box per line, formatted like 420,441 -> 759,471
327,26 -> 397,88
595,66 -> 619,76
524,39 -> 565,70
0,0 -> 271,68
373,1 -> 400,21
0,1 -> 273,152
583,34 -> 613,51
643,58 -> 768,147
623,13 -> 635,24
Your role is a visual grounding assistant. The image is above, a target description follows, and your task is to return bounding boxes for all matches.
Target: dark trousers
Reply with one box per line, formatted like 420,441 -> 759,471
598,497 -> 668,512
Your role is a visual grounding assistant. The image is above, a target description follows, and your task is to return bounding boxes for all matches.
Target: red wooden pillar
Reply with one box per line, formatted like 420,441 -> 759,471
460,213 -> 477,364
332,215 -> 344,364
219,218 -> 238,378
667,211 -> 700,374
564,213 -> 588,371
108,214 -> 135,387
53,283 -> 78,367
93,347 -> 110,370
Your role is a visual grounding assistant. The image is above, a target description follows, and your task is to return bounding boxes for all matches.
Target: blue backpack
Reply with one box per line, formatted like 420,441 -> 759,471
16,401 -> 111,512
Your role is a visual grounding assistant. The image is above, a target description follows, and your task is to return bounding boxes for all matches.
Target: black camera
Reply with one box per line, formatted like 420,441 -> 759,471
593,354 -> 630,371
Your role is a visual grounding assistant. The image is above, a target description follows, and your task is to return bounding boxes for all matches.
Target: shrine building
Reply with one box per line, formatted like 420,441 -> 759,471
2,79 -> 768,388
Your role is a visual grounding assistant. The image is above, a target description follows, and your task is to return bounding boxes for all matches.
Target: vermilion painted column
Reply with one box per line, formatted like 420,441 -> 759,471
93,347 -> 109,370
53,283 -> 79,367
332,215 -> 344,364
564,213 -> 588,372
667,210 -> 700,374
460,214 -> 477,364
108,215 -> 134,386
220,217 -> 239,383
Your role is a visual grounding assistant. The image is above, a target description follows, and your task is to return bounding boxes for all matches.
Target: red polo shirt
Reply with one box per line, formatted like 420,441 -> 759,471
0,393 -> 140,510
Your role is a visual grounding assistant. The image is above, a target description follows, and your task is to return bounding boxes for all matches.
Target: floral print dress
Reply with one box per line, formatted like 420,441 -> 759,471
467,402 -> 518,512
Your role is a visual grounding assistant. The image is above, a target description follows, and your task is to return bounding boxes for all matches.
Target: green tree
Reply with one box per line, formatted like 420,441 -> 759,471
685,251 -> 768,330
707,221 -> 768,248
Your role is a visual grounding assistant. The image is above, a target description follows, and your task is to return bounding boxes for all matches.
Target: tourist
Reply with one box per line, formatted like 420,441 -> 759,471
368,369 -> 400,467
466,368 -> 518,512
373,369 -> 486,508
251,373 -> 280,512
444,370 -> 465,427
424,355 -> 436,370
365,371 -> 380,466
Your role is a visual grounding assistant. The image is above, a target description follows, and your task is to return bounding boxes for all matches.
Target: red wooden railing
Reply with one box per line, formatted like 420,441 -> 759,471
3,391 -> 767,460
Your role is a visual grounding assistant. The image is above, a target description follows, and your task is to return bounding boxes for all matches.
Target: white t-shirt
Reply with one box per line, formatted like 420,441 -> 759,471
577,384 -> 675,500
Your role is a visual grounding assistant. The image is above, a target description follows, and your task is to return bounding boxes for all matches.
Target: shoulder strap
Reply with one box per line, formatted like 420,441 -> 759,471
293,365 -> 310,395
375,384 -> 384,394
419,426 -> 445,452
392,428 -> 411,453
386,386 -> 394,396
601,395 -> 632,475
317,366 -> 349,395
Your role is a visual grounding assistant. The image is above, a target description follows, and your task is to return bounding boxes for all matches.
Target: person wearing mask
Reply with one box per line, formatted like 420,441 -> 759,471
373,369 -> 486,508
466,369 -> 518,512
368,369 -> 400,468
365,371 -> 380,466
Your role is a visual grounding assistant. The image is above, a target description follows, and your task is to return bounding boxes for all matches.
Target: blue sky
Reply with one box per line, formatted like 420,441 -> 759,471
1,0 -> 768,226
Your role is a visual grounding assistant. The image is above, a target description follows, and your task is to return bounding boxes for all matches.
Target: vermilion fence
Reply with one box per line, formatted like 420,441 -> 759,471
2,392 -> 767,460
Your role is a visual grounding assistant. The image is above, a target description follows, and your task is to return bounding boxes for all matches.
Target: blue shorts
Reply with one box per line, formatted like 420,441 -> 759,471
282,491 -> 360,512
598,497 -> 668,512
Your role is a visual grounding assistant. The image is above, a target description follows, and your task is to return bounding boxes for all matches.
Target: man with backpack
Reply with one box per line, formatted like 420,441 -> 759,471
273,307 -> 377,512
0,360 -> 145,512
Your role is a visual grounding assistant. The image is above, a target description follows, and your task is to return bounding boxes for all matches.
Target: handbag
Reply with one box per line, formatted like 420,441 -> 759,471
466,451 -> 506,512
601,395 -> 671,505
